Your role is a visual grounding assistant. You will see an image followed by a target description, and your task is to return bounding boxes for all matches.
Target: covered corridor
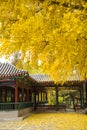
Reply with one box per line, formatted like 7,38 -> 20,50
0,62 -> 87,116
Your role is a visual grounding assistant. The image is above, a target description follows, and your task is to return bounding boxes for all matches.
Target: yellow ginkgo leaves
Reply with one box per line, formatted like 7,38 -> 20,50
0,0 -> 87,82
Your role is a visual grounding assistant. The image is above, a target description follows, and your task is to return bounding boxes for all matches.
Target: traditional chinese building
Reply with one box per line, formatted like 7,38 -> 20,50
0,62 -> 87,118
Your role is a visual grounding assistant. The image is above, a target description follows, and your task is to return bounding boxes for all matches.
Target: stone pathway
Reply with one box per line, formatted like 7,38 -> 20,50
0,112 -> 87,130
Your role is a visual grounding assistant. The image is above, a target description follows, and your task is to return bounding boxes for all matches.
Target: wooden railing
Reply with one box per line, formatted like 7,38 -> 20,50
37,101 -> 48,106
0,102 -> 33,111
37,101 -> 66,111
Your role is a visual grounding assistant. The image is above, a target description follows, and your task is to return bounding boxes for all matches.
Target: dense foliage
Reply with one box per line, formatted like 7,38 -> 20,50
0,0 -> 87,82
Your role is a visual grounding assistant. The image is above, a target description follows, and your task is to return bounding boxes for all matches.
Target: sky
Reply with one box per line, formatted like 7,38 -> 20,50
0,57 -> 7,63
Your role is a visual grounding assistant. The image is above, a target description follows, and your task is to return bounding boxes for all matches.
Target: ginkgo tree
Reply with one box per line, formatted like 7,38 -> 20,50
0,0 -> 87,82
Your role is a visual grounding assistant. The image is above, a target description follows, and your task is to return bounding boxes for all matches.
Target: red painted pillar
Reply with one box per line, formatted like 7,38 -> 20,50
22,88 -> 24,102
15,81 -> 18,102
15,80 -> 18,109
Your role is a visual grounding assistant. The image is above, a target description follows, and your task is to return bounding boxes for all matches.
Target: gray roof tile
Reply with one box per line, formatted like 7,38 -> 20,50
0,62 -> 28,78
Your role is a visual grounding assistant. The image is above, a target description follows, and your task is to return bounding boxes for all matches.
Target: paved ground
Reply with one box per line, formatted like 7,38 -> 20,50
0,112 -> 87,130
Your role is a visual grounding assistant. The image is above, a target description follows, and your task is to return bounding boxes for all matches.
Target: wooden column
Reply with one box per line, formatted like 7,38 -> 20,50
80,85 -> 85,109
80,89 -> 83,108
27,89 -> 29,101
82,84 -> 85,108
38,93 -> 39,102
15,80 -> 18,109
24,89 -> 27,102
33,92 -> 36,110
15,81 -> 18,103
22,88 -> 24,102
29,90 -> 32,101
55,87 -> 58,111
85,79 -> 87,106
